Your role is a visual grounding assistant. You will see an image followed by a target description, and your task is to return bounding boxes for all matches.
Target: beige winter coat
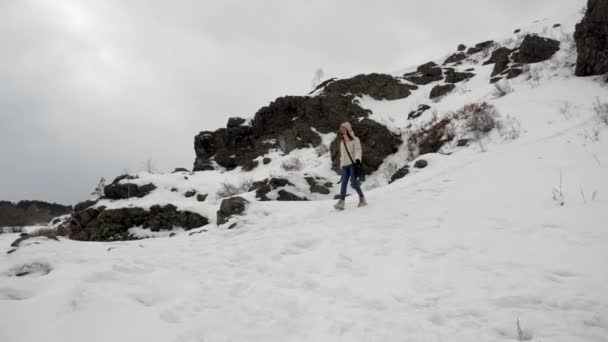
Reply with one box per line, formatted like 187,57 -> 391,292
339,122 -> 362,167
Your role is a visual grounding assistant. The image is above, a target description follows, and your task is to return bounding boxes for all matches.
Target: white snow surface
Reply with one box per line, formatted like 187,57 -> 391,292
2,12 -> 608,342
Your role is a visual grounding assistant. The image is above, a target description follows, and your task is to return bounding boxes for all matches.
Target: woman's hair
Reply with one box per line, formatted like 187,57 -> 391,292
339,122 -> 354,141
339,128 -> 354,141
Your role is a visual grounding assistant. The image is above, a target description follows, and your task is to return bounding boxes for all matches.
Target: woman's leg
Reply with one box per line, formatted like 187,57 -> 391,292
339,166 -> 350,200
349,165 -> 365,198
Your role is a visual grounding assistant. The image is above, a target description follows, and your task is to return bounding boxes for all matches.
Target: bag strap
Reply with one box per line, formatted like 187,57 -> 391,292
342,139 -> 356,165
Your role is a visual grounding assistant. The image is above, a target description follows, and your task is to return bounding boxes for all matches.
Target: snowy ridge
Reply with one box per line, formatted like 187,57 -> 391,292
1,10 -> 608,342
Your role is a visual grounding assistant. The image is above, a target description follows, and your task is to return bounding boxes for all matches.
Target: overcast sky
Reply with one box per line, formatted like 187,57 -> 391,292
0,0 -> 584,205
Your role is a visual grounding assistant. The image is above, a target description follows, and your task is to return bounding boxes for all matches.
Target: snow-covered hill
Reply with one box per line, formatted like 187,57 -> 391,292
2,9 -> 608,342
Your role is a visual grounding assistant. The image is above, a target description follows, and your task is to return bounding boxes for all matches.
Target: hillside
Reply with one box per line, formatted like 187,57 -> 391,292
1,5 -> 608,342
0,201 -> 72,231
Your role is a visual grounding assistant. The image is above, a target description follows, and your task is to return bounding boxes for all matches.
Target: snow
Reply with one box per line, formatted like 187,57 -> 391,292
2,11 -> 608,342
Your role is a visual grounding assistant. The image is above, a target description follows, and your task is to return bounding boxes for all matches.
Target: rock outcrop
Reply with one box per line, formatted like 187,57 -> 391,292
194,74 -> 405,175
68,204 -> 208,241
575,0 -> 608,76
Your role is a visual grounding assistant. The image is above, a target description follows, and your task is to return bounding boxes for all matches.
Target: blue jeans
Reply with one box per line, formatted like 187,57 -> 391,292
340,164 -> 364,200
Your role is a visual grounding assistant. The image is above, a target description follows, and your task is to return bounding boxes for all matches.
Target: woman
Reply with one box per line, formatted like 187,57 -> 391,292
334,122 -> 367,210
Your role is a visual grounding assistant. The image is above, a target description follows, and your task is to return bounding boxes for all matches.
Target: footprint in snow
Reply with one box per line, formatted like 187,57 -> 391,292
0,287 -> 32,300
160,309 -> 183,324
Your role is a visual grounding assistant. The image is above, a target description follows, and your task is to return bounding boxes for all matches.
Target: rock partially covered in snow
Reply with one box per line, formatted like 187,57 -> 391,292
69,205 -> 208,241
484,47 -> 514,76
513,34 -> 560,64
575,0 -> 608,76
103,175 -> 157,200
322,73 -> 412,101
429,84 -> 456,99
217,197 -> 248,225
408,104 -> 432,120
404,62 -> 444,85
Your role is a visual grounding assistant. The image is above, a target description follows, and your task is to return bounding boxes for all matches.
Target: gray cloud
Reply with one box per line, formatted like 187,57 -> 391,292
0,0 -> 585,204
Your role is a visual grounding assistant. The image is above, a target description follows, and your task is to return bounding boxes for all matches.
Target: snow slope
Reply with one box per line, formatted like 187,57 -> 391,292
1,11 -> 608,342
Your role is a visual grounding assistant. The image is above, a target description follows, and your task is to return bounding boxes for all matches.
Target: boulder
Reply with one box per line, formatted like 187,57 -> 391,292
444,69 -> 475,83
417,62 -> 443,76
242,160 -> 259,171
467,47 -> 483,55
575,0 -> 608,76
513,35 -> 560,64
262,157 -> 271,165
184,190 -> 196,198
444,52 -> 467,64
429,84 -> 456,99
404,62 -> 444,85
503,68 -> 524,79
305,177 -> 331,194
414,159 -> 429,168
310,184 -> 331,195
408,104 -> 431,119
483,47 -> 513,76
457,44 -> 466,51
249,178 -> 295,201
217,197 -> 248,225
196,194 -> 208,202
404,74 -> 443,85
322,73 -> 412,100
389,166 -> 409,184
277,190 -> 308,201
103,175 -> 157,200
172,168 -> 190,173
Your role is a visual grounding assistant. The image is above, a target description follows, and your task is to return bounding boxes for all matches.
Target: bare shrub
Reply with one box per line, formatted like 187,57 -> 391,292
516,318 -> 532,341
552,170 -> 565,206
91,177 -> 106,199
559,101 -> 573,119
311,68 -> 324,89
593,97 -> 608,125
281,157 -> 303,171
497,115 -> 522,140
216,179 -> 253,198
409,117 -> 453,155
493,81 -> 513,98
456,102 -> 499,135
524,64 -> 542,86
